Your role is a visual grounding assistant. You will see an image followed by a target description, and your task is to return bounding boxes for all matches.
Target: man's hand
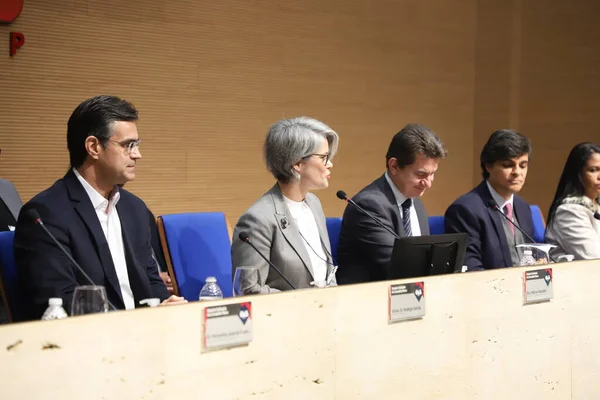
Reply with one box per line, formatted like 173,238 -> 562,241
160,295 -> 187,306
159,272 -> 175,294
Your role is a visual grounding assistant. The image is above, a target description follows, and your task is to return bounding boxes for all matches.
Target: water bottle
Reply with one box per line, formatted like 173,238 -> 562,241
519,250 -> 537,266
41,298 -> 68,320
199,277 -> 223,301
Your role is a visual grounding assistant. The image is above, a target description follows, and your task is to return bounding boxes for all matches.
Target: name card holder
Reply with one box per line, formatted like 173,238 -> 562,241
203,302 -> 253,351
388,281 -> 425,323
523,268 -> 553,304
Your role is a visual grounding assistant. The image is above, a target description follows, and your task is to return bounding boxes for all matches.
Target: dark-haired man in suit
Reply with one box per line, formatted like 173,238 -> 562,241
14,95 -> 186,320
445,129 -> 534,271
337,123 -> 447,284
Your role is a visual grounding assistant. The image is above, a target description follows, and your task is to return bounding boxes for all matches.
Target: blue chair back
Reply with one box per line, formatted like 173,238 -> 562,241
158,213 -> 233,299
425,207 -> 544,241
0,231 -> 19,321
530,205 -> 546,243
428,216 -> 445,235
326,217 -> 342,266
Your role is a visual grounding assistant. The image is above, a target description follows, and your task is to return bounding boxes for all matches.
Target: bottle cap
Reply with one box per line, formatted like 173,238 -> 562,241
48,298 -> 63,306
206,276 -> 217,283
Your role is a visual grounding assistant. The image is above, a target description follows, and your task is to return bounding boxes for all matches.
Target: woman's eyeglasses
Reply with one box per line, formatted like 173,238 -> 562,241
305,153 -> 330,165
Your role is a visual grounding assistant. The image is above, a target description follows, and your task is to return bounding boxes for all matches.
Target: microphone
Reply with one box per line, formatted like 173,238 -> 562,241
336,190 -> 400,239
238,231 -> 296,290
27,209 -> 117,311
486,200 -> 557,263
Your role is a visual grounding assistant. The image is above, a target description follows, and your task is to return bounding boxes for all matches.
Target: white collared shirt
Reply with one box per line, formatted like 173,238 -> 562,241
486,180 -> 515,221
384,172 -> 422,236
73,168 -> 135,310
283,196 -> 328,282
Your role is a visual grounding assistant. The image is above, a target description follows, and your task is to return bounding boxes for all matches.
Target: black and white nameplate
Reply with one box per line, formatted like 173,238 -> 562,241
523,268 -> 553,304
203,302 -> 252,351
388,282 -> 425,323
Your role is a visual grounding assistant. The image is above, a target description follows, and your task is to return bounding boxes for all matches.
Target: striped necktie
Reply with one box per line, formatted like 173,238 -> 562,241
401,199 -> 412,237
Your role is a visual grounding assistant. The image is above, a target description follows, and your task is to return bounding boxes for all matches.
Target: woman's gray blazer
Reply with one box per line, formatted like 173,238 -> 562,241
231,184 -> 336,293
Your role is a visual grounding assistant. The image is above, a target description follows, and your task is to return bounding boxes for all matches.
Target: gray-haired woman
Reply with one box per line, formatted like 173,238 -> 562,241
231,117 -> 339,293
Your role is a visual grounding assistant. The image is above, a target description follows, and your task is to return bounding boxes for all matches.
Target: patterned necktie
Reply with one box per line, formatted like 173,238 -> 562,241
401,199 -> 412,237
503,203 -> 515,235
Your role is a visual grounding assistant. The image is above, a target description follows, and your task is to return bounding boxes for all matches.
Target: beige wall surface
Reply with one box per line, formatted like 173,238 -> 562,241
474,0 -> 600,217
517,0 -> 600,215
1,0 -> 599,222
1,260 -> 599,399
1,0 -> 476,221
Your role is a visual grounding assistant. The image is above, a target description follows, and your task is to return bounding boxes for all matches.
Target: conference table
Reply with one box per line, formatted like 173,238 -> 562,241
1,259 -> 599,399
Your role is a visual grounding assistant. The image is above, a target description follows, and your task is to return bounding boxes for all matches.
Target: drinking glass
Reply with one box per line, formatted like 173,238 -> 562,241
516,244 -> 556,265
71,285 -> 109,316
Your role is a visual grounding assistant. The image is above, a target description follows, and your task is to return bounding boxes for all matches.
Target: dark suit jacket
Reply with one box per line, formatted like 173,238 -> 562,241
0,199 -> 16,233
444,181 -> 533,271
0,178 -> 21,232
14,170 -> 169,320
337,174 -> 430,284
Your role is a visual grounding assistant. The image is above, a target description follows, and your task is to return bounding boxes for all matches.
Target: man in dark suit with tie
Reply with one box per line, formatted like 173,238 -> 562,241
445,129 -> 534,271
14,95 -> 186,320
337,123 -> 447,284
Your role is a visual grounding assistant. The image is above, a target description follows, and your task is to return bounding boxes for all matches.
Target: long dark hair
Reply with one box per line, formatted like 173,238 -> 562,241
547,142 -> 600,228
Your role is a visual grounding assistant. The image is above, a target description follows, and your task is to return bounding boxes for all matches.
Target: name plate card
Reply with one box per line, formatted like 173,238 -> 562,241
388,281 -> 425,323
203,302 -> 252,351
523,268 -> 553,304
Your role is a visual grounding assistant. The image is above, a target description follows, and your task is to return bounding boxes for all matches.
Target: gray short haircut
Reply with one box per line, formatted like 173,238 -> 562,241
264,117 -> 339,183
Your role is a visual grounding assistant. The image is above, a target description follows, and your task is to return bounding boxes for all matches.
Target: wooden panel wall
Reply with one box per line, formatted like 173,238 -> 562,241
0,0 -> 476,221
472,0 -> 520,185
2,0 -> 600,223
474,0 -> 600,217
517,0 -> 600,216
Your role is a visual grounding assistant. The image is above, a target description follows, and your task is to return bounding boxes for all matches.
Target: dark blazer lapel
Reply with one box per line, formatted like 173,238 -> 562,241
117,202 -> 153,304
269,185 -> 315,279
63,170 -> 124,306
478,181 -> 512,266
377,175 -> 403,236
